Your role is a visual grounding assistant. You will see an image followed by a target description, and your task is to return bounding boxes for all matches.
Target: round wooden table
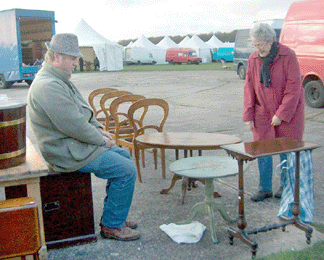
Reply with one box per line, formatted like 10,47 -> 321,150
170,156 -> 238,243
135,132 -> 241,204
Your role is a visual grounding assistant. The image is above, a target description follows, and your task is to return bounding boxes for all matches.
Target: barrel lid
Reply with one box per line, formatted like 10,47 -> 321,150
0,99 -> 27,110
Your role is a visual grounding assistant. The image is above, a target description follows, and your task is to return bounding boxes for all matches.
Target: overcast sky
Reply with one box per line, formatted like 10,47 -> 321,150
3,0 -> 301,42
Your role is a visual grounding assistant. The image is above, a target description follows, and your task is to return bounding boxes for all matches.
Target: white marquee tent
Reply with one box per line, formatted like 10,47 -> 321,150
131,35 -> 167,64
179,34 -> 212,63
179,35 -> 191,46
73,19 -> 123,71
157,36 -> 178,49
206,35 -> 225,49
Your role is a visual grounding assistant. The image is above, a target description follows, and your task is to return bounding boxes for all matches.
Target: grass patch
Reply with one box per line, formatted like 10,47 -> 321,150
75,62 -> 233,73
257,223 -> 324,260
121,62 -> 232,72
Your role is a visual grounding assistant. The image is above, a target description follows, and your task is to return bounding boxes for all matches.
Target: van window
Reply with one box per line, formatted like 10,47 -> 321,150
178,53 -> 183,57
189,52 -> 197,57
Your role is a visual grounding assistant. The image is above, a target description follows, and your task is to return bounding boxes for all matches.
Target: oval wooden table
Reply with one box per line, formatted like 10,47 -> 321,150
135,132 -> 241,204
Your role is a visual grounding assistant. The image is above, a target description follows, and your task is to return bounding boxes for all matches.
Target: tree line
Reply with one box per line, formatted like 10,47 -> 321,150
118,30 -> 237,46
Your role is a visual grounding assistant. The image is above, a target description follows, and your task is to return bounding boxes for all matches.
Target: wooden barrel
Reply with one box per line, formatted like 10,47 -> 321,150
0,100 -> 27,169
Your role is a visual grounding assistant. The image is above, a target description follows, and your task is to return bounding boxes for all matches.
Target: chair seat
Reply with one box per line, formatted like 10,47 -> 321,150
169,156 -> 238,179
109,128 -> 134,135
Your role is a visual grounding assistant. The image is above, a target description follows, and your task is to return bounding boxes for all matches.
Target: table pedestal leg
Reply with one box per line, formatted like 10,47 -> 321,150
179,179 -> 235,243
228,159 -> 258,258
160,174 -> 182,194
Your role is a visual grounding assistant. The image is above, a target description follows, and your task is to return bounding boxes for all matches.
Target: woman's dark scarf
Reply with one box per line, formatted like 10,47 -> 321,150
259,42 -> 279,87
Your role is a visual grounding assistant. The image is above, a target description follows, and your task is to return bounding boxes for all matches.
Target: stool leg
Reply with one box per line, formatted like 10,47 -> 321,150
180,202 -> 205,223
205,203 -> 218,244
205,179 -> 236,223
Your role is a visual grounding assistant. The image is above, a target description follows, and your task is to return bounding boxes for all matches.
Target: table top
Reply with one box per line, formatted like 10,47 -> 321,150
135,132 -> 242,150
169,156 -> 239,179
0,138 -> 48,182
221,137 -> 320,160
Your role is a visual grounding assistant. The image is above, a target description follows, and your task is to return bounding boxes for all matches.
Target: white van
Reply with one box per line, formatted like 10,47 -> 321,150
124,47 -> 156,65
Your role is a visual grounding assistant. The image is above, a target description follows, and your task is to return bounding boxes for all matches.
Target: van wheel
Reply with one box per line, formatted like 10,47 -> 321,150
169,60 -> 175,65
0,75 -> 14,89
305,80 -> 324,108
25,80 -> 33,86
187,60 -> 192,65
238,65 -> 246,80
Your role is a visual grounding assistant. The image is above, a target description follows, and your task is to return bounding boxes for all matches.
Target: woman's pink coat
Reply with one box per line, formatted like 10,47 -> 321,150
243,42 -> 305,141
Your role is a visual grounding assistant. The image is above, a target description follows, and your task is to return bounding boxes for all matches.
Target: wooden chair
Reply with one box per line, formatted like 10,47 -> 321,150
88,88 -> 118,124
109,94 -> 152,180
127,98 -> 169,183
99,90 -> 133,136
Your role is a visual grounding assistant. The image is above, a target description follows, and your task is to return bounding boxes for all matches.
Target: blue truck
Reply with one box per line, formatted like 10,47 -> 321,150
0,9 -> 55,89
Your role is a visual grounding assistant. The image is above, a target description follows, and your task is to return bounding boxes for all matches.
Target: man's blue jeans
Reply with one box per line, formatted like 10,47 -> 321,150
79,146 -> 137,228
257,153 -> 287,192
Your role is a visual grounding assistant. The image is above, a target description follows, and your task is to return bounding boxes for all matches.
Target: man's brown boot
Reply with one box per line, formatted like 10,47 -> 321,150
100,225 -> 140,241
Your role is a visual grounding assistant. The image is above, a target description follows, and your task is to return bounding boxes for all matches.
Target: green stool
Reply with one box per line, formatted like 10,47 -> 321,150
169,156 -> 238,243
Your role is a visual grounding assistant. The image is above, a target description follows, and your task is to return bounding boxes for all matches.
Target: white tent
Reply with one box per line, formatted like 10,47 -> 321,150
206,35 -> 224,49
179,35 -> 191,46
179,34 -> 212,63
222,41 -> 235,47
73,19 -> 123,71
131,35 -> 167,64
157,36 -> 178,49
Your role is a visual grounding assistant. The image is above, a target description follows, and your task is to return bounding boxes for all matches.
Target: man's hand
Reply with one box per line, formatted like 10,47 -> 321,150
245,121 -> 254,131
98,127 -> 113,140
102,136 -> 115,149
271,115 -> 282,126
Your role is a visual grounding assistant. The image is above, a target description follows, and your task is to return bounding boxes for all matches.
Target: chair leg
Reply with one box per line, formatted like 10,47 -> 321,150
134,148 -> 142,183
141,149 -> 145,168
153,148 -> 158,170
161,148 -> 166,179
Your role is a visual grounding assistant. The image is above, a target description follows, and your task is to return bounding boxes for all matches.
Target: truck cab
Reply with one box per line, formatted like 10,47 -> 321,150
0,9 -> 55,89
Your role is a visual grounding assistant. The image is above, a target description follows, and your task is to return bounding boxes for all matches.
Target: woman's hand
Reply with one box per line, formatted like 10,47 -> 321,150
271,115 -> 282,126
245,121 -> 254,131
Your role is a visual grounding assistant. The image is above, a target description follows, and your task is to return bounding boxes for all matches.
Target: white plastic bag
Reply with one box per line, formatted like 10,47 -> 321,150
159,221 -> 206,244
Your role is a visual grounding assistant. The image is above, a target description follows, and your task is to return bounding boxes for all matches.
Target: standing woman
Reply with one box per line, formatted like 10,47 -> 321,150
243,23 -> 305,202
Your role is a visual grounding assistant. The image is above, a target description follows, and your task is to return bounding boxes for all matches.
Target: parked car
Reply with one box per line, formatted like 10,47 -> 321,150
165,48 -> 201,64
233,19 -> 283,80
280,0 -> 324,108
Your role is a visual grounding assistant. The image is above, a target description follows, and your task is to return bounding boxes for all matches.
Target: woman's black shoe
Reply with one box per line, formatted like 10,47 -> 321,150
250,191 -> 273,202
